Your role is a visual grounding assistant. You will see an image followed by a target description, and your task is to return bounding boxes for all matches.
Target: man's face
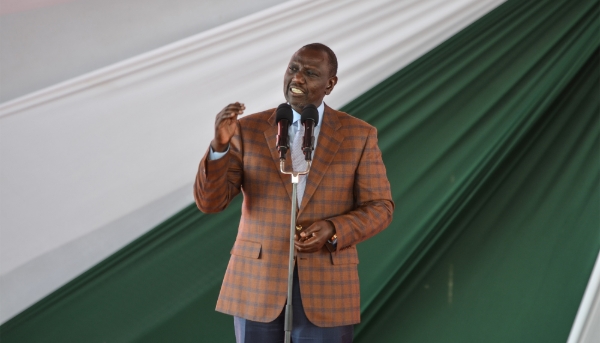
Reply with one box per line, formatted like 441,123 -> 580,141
283,47 -> 338,113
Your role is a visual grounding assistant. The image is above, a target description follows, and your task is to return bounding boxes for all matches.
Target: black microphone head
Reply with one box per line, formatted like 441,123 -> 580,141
301,104 -> 319,125
276,103 -> 293,123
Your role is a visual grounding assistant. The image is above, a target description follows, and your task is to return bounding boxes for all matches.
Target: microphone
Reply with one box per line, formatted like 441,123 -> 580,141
276,103 -> 293,160
300,104 -> 319,161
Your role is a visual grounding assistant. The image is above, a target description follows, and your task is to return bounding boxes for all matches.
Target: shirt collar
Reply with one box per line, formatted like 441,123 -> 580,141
291,102 -> 325,127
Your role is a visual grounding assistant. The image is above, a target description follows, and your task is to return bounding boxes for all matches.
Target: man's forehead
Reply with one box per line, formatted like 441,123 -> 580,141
289,48 -> 328,67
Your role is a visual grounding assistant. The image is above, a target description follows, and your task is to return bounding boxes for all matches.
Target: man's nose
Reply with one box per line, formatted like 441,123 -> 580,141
292,71 -> 305,84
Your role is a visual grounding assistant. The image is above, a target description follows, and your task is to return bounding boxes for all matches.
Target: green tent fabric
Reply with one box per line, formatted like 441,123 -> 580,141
1,0 -> 598,342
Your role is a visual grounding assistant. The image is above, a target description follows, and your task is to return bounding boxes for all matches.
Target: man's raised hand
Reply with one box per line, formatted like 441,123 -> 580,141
211,102 -> 245,152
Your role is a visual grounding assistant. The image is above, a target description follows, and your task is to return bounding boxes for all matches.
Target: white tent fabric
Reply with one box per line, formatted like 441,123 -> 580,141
568,251 -> 600,343
0,0 -> 507,323
0,0 -> 288,102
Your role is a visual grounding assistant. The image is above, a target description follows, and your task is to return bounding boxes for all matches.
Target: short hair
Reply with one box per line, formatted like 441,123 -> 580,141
301,43 -> 338,77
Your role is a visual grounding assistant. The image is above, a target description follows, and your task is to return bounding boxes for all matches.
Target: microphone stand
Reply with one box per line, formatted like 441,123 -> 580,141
280,158 -> 311,343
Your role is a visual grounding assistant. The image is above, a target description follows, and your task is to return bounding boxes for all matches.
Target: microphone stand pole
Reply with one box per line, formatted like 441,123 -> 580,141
280,159 -> 310,343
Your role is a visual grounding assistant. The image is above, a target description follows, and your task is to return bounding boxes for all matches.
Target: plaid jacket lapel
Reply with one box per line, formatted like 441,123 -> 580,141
298,105 -> 343,216
264,108 -> 294,202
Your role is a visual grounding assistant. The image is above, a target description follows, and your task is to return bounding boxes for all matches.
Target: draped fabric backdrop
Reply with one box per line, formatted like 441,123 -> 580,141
1,0 -> 598,342
0,0 -> 505,323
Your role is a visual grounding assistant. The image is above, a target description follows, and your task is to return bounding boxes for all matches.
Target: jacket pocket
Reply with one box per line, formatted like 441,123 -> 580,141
230,239 -> 262,259
330,246 -> 359,265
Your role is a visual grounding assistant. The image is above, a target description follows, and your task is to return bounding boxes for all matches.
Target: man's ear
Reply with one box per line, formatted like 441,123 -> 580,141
325,76 -> 338,95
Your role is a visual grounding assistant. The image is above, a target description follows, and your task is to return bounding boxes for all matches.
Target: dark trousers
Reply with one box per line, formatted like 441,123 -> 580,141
234,266 -> 354,343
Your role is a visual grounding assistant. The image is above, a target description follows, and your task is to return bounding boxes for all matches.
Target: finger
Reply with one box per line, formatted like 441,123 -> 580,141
302,232 -> 316,240
297,243 -> 320,253
309,238 -> 325,248
221,111 -> 242,120
216,111 -> 236,121
295,237 -> 325,252
295,240 -> 310,249
223,106 -> 243,115
221,112 -> 239,119
225,107 -> 244,114
300,235 -> 314,243
216,112 -> 241,126
300,229 -> 320,240
296,243 -> 316,253
300,228 -> 313,237
303,221 -> 328,235
225,103 -> 245,112
299,232 -> 317,243
295,234 -> 312,244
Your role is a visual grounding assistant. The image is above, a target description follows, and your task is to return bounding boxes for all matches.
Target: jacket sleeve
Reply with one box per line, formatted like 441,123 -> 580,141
327,126 -> 394,250
194,122 -> 243,213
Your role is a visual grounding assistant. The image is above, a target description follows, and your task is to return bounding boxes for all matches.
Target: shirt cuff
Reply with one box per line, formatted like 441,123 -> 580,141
209,145 -> 229,160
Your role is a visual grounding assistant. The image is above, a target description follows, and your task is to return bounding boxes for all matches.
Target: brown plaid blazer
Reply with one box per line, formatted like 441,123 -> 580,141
194,104 -> 394,327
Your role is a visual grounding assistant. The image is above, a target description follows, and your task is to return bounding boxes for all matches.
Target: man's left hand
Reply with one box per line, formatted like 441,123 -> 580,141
294,220 -> 335,253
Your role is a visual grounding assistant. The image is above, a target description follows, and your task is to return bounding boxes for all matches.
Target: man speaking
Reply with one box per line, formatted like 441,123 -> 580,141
194,43 -> 394,343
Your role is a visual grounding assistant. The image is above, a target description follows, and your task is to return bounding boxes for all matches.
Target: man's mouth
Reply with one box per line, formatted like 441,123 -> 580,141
290,87 -> 305,94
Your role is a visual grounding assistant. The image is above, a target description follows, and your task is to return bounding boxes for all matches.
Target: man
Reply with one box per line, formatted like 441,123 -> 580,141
194,43 -> 393,343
